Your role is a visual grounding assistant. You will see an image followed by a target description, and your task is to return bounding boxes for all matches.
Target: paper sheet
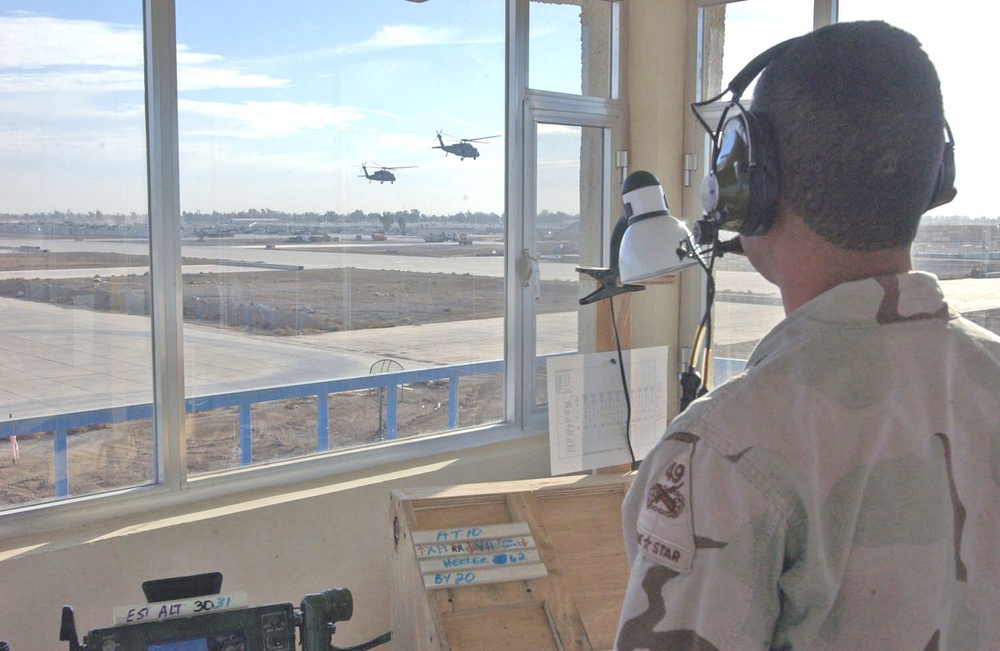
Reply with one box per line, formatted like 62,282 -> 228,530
546,346 -> 669,475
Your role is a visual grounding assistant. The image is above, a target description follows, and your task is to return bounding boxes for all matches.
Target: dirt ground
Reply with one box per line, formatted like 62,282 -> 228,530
0,243 -> 572,334
0,378 -> 506,506
0,244 -> 568,507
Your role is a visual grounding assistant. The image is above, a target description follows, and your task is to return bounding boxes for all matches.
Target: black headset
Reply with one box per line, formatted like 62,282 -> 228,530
693,36 -> 957,240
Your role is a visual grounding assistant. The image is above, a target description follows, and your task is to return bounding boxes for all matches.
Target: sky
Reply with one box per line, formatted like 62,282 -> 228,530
0,1 -> 995,220
0,0 -> 583,217
720,0 -> 999,221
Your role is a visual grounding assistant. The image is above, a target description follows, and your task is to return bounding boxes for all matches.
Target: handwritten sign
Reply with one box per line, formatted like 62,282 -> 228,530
412,522 -> 532,544
419,548 -> 542,573
412,522 -> 548,589
112,592 -> 248,626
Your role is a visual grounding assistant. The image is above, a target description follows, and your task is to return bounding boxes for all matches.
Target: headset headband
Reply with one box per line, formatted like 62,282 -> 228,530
693,29 -> 956,244
725,36 -> 800,100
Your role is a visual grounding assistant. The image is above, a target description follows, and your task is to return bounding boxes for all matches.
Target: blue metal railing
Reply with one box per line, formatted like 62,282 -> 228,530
0,360 -> 503,497
0,356 -> 745,499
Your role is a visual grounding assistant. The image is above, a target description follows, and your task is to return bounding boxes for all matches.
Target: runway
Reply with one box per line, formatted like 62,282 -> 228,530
2,234 -> 999,421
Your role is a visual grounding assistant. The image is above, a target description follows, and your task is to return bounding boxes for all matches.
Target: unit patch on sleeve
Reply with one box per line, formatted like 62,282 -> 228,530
636,445 -> 696,574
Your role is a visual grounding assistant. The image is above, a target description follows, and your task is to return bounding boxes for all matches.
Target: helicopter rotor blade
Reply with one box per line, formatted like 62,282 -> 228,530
374,163 -> 417,170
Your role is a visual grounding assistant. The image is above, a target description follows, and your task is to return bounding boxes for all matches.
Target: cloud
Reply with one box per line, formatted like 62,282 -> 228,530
538,124 -> 581,136
176,46 -> 224,66
0,15 -> 142,69
179,99 -> 365,138
371,131 -> 438,154
0,68 -> 145,94
310,23 -> 502,58
538,159 -> 580,170
357,24 -> 458,50
178,66 -> 289,92
0,13 -> 287,94
0,13 -> 508,215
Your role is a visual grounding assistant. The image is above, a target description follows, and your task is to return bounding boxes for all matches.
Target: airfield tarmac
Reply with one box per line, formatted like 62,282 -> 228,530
1,234 -> 998,421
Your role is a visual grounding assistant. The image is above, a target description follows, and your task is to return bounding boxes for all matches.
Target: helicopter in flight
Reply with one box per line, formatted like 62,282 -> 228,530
433,131 -> 500,161
358,163 -> 416,184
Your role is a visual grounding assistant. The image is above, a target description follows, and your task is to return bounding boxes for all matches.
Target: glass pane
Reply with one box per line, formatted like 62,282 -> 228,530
838,2 -> 1000,338
700,0 -> 814,100
0,1 -> 153,508
175,0 -> 506,474
530,0 -> 618,98
534,124 -> 605,406
697,1 -> 812,386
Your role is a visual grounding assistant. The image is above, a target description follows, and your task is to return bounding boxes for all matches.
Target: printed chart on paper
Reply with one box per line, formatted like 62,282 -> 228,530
546,346 -> 669,475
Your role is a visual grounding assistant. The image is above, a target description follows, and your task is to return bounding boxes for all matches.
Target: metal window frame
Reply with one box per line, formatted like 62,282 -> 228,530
508,0 -> 626,427
1,0 -> 631,538
679,0 -> 839,388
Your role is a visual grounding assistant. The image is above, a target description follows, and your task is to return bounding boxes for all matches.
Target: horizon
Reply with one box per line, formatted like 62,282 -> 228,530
0,1 -> 519,216
1,210 -> 997,225
1,1 -> 995,221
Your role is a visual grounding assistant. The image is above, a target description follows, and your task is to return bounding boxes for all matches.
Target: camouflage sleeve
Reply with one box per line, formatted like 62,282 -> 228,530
615,431 -> 786,651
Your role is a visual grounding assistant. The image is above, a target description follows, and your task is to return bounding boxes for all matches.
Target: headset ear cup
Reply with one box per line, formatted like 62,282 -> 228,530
927,137 -> 956,210
741,110 -> 780,235
704,112 -> 753,232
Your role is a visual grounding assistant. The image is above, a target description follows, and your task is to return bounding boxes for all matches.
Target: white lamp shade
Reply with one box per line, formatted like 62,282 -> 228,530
618,213 -> 699,283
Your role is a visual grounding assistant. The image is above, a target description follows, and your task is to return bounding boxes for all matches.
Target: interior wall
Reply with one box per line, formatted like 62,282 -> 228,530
626,0 -> 690,418
0,435 -> 549,650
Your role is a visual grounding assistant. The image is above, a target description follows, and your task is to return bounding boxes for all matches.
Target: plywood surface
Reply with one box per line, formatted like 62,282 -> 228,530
391,473 -> 634,651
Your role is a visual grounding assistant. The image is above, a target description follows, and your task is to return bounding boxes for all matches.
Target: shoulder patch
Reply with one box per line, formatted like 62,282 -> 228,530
636,442 -> 696,574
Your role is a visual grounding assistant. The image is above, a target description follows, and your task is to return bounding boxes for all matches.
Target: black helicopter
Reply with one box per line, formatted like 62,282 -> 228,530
433,131 -> 500,161
359,163 -> 416,184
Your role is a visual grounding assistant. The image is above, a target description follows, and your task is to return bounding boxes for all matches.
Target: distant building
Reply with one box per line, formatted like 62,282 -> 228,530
914,222 -> 1000,254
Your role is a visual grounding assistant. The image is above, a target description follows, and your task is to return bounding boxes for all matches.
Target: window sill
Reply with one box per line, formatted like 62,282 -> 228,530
0,415 -> 550,543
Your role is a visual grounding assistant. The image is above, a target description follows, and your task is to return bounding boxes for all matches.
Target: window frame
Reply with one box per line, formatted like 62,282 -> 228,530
0,0 -> 627,538
678,0 -> 838,389
682,0 -> 838,218
521,92 -> 625,415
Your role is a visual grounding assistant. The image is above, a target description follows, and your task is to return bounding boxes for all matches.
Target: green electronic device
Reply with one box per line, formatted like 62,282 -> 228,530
59,573 -> 390,651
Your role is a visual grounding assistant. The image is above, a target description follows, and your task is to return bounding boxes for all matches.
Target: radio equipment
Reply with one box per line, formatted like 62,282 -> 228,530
59,572 -> 391,651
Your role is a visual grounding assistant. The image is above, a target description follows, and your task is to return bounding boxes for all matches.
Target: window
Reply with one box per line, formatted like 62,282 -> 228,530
521,1 -> 624,416
688,0 -> 1000,392
0,0 -> 625,527
0,2 -> 154,506
174,0 -> 508,475
688,0 -> 813,385
529,0 -> 620,98
531,122 -> 615,409
836,2 -> 1000,338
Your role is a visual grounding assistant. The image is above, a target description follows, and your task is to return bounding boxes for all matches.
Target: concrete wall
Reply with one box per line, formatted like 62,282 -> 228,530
626,0 -> 690,417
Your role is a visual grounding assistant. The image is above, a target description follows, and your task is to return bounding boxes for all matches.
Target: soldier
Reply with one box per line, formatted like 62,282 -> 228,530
616,21 -> 999,650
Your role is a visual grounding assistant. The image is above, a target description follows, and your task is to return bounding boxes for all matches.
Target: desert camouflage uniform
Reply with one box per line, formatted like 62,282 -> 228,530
615,271 -> 1000,650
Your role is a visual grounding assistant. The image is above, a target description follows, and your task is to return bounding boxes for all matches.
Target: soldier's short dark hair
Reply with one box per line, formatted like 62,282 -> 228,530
751,20 -> 946,250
